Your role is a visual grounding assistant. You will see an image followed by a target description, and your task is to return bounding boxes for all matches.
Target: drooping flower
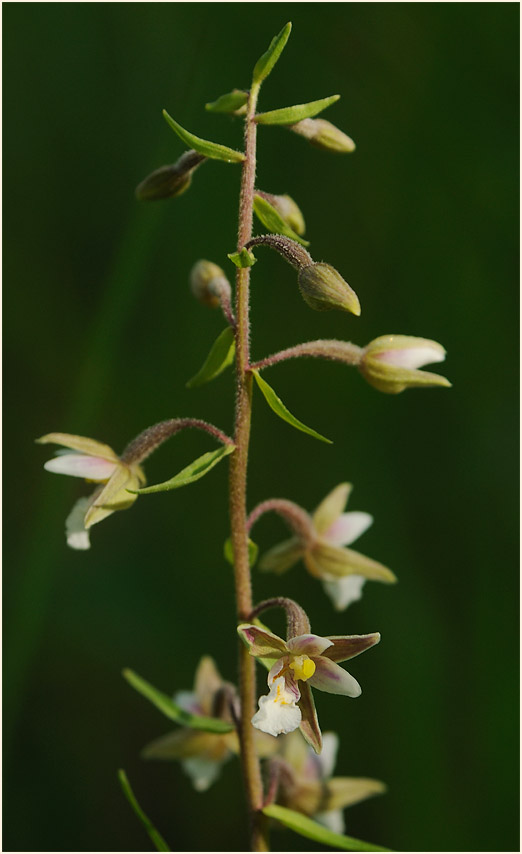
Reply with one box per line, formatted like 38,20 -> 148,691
238,620 -> 380,753
359,335 -> 451,394
259,484 -> 396,610
274,730 -> 386,834
37,432 -> 146,550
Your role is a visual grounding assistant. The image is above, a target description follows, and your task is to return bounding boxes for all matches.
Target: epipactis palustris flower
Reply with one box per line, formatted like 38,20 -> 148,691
37,432 -> 146,550
260,483 -> 396,610
238,622 -> 380,753
359,335 -> 451,394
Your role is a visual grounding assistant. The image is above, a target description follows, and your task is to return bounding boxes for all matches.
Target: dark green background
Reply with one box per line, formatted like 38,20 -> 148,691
4,3 -> 518,852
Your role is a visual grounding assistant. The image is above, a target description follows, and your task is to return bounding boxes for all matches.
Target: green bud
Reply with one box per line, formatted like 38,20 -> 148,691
135,150 -> 205,201
359,335 -> 452,393
298,263 -> 361,315
289,118 -> 356,153
190,260 -> 231,308
256,192 -> 306,236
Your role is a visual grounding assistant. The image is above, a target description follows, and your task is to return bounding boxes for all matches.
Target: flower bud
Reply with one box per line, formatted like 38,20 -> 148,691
190,260 -> 231,308
298,263 -> 361,315
256,191 -> 306,236
289,118 -> 355,153
359,335 -> 452,394
135,150 -> 205,201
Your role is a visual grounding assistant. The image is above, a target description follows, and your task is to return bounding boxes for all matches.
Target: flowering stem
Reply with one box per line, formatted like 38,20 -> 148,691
249,339 -> 363,372
246,498 -> 314,544
120,418 -> 233,465
228,81 -> 269,852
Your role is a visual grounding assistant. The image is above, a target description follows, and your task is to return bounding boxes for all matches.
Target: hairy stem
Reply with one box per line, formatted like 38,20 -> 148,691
228,81 -> 269,852
250,339 -> 363,372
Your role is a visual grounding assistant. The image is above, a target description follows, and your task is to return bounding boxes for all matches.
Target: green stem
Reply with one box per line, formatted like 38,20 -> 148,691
228,81 -> 269,852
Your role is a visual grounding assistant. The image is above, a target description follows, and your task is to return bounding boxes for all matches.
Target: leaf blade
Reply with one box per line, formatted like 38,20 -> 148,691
262,804 -> 391,852
186,327 -> 235,388
118,769 -> 171,852
133,445 -> 235,494
162,110 -> 245,163
252,22 -> 292,86
205,90 -> 248,114
253,195 -> 309,246
255,95 -> 340,126
252,370 -> 332,444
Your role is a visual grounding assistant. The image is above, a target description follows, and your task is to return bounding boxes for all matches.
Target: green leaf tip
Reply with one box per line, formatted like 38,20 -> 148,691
205,90 -> 248,115
253,195 -> 309,246
262,804 -> 391,852
255,95 -> 340,126
162,110 -> 245,163
187,327 -> 235,388
122,668 -> 235,733
252,370 -> 332,444
118,769 -> 171,852
252,22 -> 292,86
224,536 -> 258,568
132,444 -> 235,494
228,247 -> 257,268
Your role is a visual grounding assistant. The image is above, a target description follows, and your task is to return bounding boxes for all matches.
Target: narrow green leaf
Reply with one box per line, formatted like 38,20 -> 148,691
133,444 -> 235,494
253,195 -> 309,247
224,536 -> 258,567
255,95 -> 340,126
252,370 -> 332,444
263,804 -> 391,852
228,247 -> 257,268
162,110 -> 245,163
206,90 -> 248,114
187,327 -> 235,388
118,769 -> 171,852
252,22 -> 292,86
122,669 -> 235,733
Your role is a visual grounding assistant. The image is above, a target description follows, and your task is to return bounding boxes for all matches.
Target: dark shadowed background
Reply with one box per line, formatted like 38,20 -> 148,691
3,3 -> 519,852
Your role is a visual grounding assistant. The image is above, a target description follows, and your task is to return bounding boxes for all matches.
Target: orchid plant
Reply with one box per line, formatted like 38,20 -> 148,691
37,23 -> 450,852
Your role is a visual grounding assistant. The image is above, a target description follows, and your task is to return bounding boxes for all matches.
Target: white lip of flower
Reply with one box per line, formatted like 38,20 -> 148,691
319,507 -> 373,611
251,675 -> 302,737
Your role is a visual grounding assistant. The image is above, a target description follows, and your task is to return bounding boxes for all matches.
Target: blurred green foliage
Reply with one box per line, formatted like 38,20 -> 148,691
4,3 -> 518,852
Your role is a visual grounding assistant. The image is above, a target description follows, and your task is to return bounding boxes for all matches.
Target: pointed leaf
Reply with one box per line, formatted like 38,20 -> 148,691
252,370 -> 332,444
162,110 -> 245,163
228,247 -> 257,268
262,804 -> 391,851
187,327 -> 235,388
255,95 -> 340,126
132,445 -> 235,494
252,22 -> 292,86
122,669 -> 234,733
118,769 -> 171,852
224,536 -> 258,567
253,195 -> 309,247
206,90 -> 248,114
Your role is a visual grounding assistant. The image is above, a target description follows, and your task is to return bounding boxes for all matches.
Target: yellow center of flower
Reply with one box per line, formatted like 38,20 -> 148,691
289,655 -> 316,682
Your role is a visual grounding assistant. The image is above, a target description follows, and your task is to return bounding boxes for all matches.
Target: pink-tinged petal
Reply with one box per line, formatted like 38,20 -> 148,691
297,681 -> 322,754
237,624 -> 288,658
84,465 -> 138,528
173,690 -> 201,714
324,511 -> 373,547
286,634 -> 334,657
321,632 -> 381,663
65,496 -> 91,550
374,341 -> 445,369
309,657 -> 361,697
194,656 -> 224,715
312,483 -> 351,534
322,575 -> 366,611
44,454 -> 118,481
36,432 -> 118,461
259,537 -> 304,574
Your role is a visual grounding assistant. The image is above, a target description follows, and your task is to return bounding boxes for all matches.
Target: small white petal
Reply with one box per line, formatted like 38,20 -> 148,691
376,344 -> 445,369
315,809 -> 345,835
44,454 -> 118,481
173,691 -> 200,714
252,677 -> 302,737
65,497 -> 91,550
182,756 -> 224,791
324,512 -> 373,547
322,575 -> 367,611
316,732 -> 339,779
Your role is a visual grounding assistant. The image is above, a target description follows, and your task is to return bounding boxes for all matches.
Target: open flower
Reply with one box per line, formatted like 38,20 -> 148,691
37,432 -> 146,550
274,730 -> 386,834
259,484 -> 396,610
359,334 -> 451,394
238,622 -> 380,753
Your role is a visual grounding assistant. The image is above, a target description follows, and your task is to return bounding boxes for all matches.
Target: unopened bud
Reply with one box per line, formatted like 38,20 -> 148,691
298,263 -> 361,315
256,191 -> 306,236
289,118 -> 355,154
136,150 -> 206,201
190,260 -> 231,308
359,335 -> 452,394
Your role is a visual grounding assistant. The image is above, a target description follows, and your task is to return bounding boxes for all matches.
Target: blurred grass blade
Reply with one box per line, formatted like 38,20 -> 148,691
252,22 -> 292,85
162,110 -> 245,162
262,804 -> 391,851
133,445 -> 235,494
118,769 -> 170,852
206,90 -> 248,114
187,327 -> 235,388
252,370 -> 332,444
255,95 -> 340,125
253,195 -> 309,246
123,669 -> 234,733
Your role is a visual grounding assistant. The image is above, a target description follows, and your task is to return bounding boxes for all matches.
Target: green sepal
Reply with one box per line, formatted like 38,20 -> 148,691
251,618 -> 278,671
122,669 -> 235,733
262,804 -> 391,852
162,110 -> 245,163
252,22 -> 292,86
205,90 -> 248,114
131,445 -> 235,494
228,247 -> 257,268
118,769 -> 171,852
252,370 -> 332,444
224,536 -> 259,567
255,95 -> 340,126
187,327 -> 235,388
253,195 -> 309,247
